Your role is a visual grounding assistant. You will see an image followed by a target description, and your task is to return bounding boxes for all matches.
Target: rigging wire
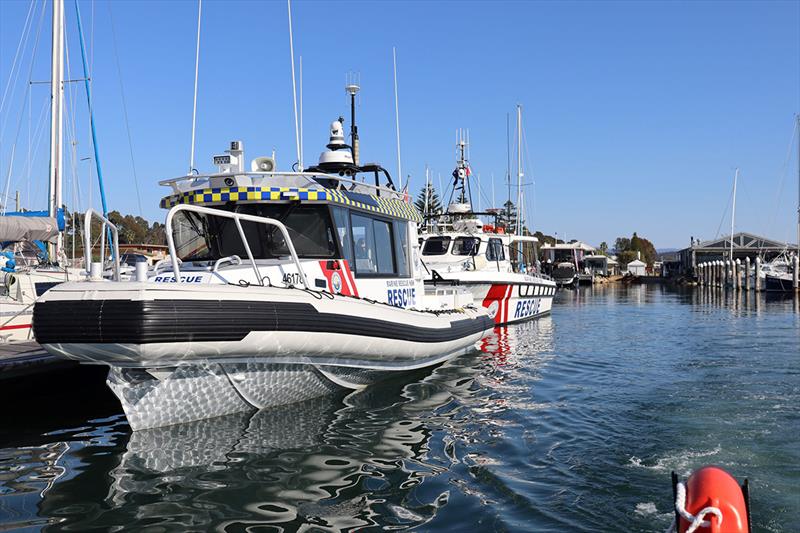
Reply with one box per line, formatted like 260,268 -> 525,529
0,0 -> 36,125
107,1 -> 143,216
764,118 -> 798,241
522,121 -> 537,232
713,176 -> 735,241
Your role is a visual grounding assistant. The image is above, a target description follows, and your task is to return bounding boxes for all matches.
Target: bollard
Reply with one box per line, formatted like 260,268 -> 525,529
745,257 -> 751,291
90,261 -> 103,280
755,257 -> 762,292
735,259 -> 741,290
135,261 -> 149,282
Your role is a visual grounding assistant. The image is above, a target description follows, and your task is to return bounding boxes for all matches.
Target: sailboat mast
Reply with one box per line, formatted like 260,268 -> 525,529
730,168 -> 738,262
47,0 -> 64,261
516,104 -> 522,236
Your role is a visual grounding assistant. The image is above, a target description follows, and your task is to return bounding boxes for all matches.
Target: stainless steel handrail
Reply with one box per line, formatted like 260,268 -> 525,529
164,204 -> 310,289
83,208 -> 121,281
158,171 -> 403,200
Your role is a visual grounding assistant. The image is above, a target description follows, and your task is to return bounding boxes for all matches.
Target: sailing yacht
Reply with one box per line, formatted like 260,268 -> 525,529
419,113 -> 556,326
33,109 -> 493,430
1,0 -> 82,342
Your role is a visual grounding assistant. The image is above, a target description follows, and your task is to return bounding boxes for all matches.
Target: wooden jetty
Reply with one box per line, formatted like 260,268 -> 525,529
0,341 -> 77,380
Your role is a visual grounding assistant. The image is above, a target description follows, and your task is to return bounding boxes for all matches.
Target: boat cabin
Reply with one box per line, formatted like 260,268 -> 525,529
151,134 -> 431,310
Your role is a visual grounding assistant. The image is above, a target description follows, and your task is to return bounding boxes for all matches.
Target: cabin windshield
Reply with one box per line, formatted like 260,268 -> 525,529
172,204 -> 338,261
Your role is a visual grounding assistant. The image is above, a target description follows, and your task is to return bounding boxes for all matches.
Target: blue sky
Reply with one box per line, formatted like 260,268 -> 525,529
1,0 -> 798,248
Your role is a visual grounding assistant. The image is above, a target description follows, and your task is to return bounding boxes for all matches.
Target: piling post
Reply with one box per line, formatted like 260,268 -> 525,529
755,257 -> 762,292
698,263 -> 704,286
717,260 -> 723,288
745,257 -> 751,291
734,259 -> 741,290
793,254 -> 799,291
714,261 -> 720,287
725,260 -> 731,289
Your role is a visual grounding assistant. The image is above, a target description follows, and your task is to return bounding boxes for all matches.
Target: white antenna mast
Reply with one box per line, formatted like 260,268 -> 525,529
287,0 -> 301,170
730,167 -> 738,262
516,104 -> 523,236
393,47 -> 402,189
299,55 -> 303,170
188,0 -> 202,174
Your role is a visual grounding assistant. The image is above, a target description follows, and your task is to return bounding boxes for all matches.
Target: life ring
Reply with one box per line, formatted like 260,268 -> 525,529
670,466 -> 750,533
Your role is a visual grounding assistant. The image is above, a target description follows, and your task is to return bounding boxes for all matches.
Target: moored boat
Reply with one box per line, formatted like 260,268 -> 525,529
418,130 -> 555,326
33,116 -> 492,430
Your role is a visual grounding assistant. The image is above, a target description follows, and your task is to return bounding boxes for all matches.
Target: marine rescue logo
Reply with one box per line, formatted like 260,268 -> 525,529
487,300 -> 499,319
331,272 -> 343,293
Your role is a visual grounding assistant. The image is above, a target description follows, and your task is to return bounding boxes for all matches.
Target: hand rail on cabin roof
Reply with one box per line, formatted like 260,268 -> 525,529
159,171 -> 402,200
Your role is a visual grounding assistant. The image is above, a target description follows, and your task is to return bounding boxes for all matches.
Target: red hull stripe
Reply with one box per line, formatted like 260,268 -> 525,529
0,323 -> 32,331
482,284 -> 511,325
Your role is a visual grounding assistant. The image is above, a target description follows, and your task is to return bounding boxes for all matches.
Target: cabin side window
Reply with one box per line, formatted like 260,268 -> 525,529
422,236 -> 451,256
331,207 -> 354,267
393,222 -> 410,277
350,213 -> 396,276
487,238 -> 505,261
452,237 -> 480,256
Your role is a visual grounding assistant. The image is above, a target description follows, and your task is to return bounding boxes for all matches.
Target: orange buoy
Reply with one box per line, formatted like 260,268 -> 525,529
672,466 -> 750,533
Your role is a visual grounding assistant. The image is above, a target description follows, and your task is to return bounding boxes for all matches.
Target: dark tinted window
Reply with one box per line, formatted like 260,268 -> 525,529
173,204 -> 337,261
393,222 -> 410,277
487,238 -> 505,261
422,236 -> 451,255
453,237 -> 480,256
351,213 -> 396,276
331,207 -> 354,267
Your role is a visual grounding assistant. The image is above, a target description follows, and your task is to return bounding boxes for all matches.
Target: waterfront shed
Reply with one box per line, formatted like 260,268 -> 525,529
627,259 -> 646,276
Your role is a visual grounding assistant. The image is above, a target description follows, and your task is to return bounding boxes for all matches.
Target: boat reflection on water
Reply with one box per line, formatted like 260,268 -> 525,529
30,339 -> 546,531
19,318 -> 558,531
478,315 -> 555,365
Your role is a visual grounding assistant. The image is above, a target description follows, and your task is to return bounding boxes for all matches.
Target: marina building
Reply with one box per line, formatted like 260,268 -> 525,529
678,232 -> 797,275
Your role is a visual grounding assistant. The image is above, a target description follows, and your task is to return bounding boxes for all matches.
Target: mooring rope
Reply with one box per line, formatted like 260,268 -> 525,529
665,482 -> 724,533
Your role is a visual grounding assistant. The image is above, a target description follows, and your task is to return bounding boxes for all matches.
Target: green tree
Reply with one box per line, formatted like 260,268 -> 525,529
599,241 -> 609,255
414,183 -> 442,220
497,200 -> 517,233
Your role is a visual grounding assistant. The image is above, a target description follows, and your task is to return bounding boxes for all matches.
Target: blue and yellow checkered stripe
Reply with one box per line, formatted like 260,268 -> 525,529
160,186 -> 423,223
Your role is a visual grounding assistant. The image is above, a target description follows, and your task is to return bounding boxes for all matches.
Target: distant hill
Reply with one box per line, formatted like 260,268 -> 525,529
657,248 -> 679,254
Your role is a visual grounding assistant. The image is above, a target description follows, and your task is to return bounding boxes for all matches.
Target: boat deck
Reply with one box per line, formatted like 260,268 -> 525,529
0,341 -> 77,380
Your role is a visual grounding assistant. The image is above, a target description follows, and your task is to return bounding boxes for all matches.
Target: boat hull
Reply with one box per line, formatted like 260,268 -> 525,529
764,274 -> 796,292
33,282 -> 492,429
472,282 -> 554,325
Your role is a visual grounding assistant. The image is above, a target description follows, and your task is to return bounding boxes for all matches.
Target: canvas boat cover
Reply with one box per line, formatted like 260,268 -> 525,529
0,216 -> 59,243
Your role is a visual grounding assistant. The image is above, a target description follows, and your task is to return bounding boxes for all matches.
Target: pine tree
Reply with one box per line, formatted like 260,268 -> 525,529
497,200 -> 517,233
414,183 -> 442,219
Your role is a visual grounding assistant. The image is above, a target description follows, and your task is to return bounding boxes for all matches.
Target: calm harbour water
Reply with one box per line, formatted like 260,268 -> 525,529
1,285 -> 798,532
